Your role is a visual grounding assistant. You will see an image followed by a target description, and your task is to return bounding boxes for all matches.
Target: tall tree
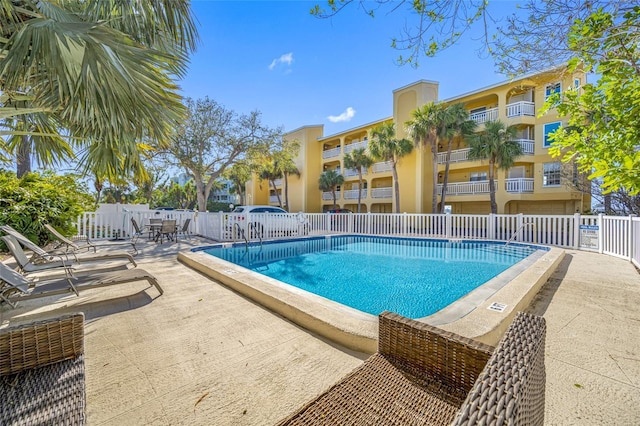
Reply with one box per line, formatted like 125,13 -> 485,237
258,162 -> 284,208
439,103 -> 477,212
405,102 -> 447,213
467,120 -> 522,214
343,147 -> 373,213
0,0 -> 198,177
368,122 -> 413,213
275,140 -> 301,212
318,169 -> 344,209
162,97 -> 281,212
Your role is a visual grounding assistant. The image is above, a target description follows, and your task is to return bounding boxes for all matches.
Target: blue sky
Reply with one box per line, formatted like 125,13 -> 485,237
180,1 -> 521,136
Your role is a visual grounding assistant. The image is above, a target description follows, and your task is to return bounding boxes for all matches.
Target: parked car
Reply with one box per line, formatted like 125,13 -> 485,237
227,205 -> 309,238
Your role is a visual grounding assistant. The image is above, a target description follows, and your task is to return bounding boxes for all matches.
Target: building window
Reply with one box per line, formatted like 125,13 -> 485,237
574,78 -> 580,89
543,162 -> 561,187
545,82 -> 561,100
470,171 -> 487,182
543,121 -> 562,147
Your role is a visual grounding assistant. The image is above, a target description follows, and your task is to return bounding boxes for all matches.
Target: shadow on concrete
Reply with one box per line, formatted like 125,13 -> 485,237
525,253 -> 572,317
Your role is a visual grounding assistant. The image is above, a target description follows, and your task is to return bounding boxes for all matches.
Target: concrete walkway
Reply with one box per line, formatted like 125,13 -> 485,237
1,239 -> 639,424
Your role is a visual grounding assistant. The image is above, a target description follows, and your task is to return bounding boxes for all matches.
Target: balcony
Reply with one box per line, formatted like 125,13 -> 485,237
344,167 -> 368,178
372,161 -> 393,173
469,107 -> 498,124
343,189 -> 368,200
506,178 -> 534,193
344,140 -> 368,154
269,195 -> 281,203
438,181 -> 490,195
370,187 -> 392,199
322,146 -> 341,159
435,139 -> 535,164
506,101 -> 535,118
322,191 -> 339,201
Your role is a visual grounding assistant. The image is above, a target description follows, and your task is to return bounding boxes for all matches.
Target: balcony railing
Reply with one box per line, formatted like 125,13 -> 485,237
506,101 -> 535,118
343,189 -> 368,200
438,180 -> 490,195
322,146 -> 341,159
372,161 -> 393,173
370,187 -> 392,198
269,195 -> 281,203
344,167 -> 368,177
506,178 -> 534,193
435,139 -> 534,164
469,107 -> 498,124
344,140 -> 368,154
322,191 -> 339,201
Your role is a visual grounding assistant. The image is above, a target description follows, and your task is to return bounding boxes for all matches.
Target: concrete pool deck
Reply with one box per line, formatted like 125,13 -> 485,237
1,237 -> 639,424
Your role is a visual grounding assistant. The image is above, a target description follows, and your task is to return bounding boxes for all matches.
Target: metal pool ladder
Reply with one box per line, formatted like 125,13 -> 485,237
506,222 -> 537,246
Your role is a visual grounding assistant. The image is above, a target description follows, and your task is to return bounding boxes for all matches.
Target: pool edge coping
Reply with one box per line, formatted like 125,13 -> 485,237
178,240 -> 564,353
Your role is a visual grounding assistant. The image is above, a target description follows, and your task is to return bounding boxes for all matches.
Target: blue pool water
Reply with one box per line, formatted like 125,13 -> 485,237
200,236 -> 542,319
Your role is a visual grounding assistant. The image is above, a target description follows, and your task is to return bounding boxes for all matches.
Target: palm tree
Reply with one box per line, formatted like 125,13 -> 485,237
468,120 -> 523,213
274,140 -> 301,212
343,148 -> 373,213
259,162 -> 284,208
0,0 -> 198,177
440,103 -> 477,212
224,162 -> 253,206
319,169 -> 344,209
368,122 -> 413,213
406,102 -> 448,213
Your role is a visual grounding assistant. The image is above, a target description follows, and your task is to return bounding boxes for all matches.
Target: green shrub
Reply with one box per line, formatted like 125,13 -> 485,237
0,170 -> 94,248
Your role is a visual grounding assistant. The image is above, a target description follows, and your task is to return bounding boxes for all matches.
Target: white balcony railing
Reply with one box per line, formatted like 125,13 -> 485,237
343,189 -> 368,200
269,195 -> 281,203
436,148 -> 471,164
506,178 -> 534,193
344,140 -> 368,154
344,167 -> 368,177
469,107 -> 499,124
506,101 -> 535,118
322,191 -> 339,201
514,139 -> 535,155
438,180 -> 490,195
322,146 -> 341,159
370,187 -> 393,198
372,161 -> 393,173
273,179 -> 282,187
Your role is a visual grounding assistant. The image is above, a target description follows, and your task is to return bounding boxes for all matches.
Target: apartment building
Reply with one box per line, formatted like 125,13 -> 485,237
246,68 -> 590,214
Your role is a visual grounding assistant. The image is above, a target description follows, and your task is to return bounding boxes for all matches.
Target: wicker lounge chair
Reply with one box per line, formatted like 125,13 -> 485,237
0,261 -> 163,307
44,223 -> 138,256
0,313 -> 86,425
278,311 -> 546,426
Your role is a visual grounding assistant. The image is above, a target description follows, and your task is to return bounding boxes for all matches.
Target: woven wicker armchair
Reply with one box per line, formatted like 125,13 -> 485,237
0,313 -> 86,425
278,311 -> 546,425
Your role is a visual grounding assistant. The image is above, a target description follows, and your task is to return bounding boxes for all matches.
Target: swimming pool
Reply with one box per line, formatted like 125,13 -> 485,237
200,236 -> 543,318
180,235 -> 563,352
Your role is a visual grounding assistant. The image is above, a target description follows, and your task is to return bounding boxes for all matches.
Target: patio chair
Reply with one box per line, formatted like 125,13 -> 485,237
156,219 -> 176,243
0,313 -> 86,425
277,311 -> 546,426
0,261 -> 163,307
176,218 -> 191,241
130,218 -> 151,243
1,226 -> 136,268
44,223 -> 138,256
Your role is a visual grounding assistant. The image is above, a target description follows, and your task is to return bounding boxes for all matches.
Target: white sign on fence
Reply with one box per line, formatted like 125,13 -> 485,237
579,225 -> 599,250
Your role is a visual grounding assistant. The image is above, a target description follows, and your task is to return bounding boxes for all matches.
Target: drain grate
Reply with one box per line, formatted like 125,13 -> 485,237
488,302 -> 507,312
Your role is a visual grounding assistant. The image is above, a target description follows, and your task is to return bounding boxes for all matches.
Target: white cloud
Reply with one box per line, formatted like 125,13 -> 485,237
268,52 -> 294,70
328,107 -> 356,123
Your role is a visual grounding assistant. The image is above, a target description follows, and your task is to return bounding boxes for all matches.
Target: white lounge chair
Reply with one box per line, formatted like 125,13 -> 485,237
44,223 -> 138,256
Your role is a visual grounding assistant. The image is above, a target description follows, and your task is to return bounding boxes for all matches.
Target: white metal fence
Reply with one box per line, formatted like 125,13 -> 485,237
76,211 -> 640,267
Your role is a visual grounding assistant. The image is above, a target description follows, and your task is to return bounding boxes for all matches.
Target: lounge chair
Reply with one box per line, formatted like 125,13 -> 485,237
278,311 -> 546,426
0,313 -> 86,425
1,225 -> 136,268
0,261 -> 163,307
44,223 -> 138,256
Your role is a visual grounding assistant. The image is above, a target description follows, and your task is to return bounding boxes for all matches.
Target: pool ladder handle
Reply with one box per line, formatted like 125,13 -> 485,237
233,223 -> 249,249
505,222 -> 537,246
248,222 -> 263,247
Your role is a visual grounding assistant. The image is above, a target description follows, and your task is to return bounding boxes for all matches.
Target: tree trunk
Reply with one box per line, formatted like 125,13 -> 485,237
194,174 -> 207,212
392,162 -> 401,213
284,173 -> 290,212
332,188 -> 337,209
16,136 -> 31,178
271,179 -> 282,208
440,140 -> 453,213
357,169 -> 363,213
489,158 -> 497,214
431,141 -> 439,213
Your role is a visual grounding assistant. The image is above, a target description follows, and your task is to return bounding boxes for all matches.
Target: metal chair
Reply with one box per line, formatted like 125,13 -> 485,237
156,219 -> 176,243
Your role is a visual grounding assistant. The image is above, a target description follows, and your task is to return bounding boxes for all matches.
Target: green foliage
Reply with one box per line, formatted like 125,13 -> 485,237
318,169 -> 344,209
0,170 -> 93,247
541,7 -> 640,194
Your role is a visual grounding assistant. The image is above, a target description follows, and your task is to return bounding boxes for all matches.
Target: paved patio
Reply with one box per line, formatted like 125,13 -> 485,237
1,236 -> 639,425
